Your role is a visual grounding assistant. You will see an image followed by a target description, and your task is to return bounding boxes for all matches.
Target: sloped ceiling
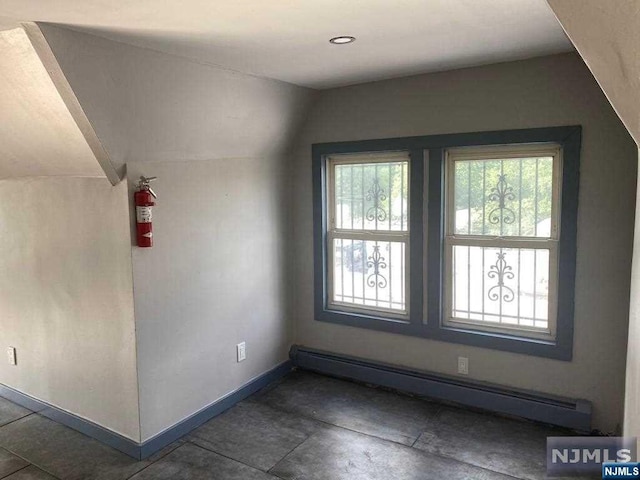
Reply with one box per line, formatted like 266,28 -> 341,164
38,24 -> 315,168
546,0 -> 640,146
0,26 -> 117,182
0,0 -> 572,89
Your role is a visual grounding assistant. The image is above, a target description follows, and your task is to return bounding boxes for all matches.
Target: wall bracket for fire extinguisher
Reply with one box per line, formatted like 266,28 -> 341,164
135,176 -> 157,248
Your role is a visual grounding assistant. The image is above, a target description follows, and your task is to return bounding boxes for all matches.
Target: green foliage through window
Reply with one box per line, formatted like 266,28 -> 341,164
454,157 -> 553,237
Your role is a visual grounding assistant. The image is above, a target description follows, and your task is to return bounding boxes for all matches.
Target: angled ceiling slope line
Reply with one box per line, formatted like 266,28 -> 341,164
546,0 -> 640,146
22,22 -> 121,184
37,24 -> 316,167
0,23 -> 120,184
0,0 -> 572,89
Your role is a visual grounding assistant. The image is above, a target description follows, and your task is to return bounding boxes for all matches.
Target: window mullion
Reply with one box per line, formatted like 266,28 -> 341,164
424,148 -> 443,330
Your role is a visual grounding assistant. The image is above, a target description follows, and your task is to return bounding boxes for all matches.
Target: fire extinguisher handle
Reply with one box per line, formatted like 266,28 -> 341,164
137,176 -> 158,198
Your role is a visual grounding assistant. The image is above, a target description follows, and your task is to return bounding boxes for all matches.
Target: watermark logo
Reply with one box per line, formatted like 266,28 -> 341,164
546,437 -> 637,477
602,462 -> 640,479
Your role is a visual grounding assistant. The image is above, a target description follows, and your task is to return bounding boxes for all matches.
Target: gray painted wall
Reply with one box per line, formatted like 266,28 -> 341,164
40,25 -> 316,441
0,177 -> 139,441
127,158 -> 293,441
39,24 -> 314,175
291,53 -> 637,432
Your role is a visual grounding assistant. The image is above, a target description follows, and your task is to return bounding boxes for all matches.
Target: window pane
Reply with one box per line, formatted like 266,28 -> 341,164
334,161 -> 408,231
332,239 -> 406,312
453,157 -> 554,237
451,246 -> 549,329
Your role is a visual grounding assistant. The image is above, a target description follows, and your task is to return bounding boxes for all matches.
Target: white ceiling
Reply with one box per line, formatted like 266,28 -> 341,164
0,28 -> 105,179
0,0 -> 572,89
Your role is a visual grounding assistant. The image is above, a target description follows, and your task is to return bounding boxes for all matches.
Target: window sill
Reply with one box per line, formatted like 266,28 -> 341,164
444,317 -> 555,342
431,324 -> 570,360
315,308 -> 419,335
314,309 -> 572,361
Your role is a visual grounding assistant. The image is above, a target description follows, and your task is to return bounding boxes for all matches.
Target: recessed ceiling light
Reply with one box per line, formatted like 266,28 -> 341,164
329,36 -> 356,45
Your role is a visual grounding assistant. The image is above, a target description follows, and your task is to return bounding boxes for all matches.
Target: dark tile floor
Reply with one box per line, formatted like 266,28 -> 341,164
0,370 -> 595,480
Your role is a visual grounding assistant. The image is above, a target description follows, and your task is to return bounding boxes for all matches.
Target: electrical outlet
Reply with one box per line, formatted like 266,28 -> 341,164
236,342 -> 246,362
457,356 -> 468,375
7,347 -> 16,366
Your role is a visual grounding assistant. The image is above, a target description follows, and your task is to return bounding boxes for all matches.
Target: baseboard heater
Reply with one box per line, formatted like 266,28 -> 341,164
289,345 -> 591,432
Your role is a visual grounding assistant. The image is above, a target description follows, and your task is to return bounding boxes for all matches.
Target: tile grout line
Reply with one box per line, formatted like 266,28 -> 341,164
184,440 -> 281,475
249,397 -> 534,480
128,438 -> 311,480
1,412 -> 116,480
0,413 -> 35,430
0,445 -> 61,480
185,428 -> 322,479
408,447 -> 528,480
262,413 -> 528,480
229,399 -> 517,480
266,429 -> 326,479
182,407 -> 387,478
123,460 -> 156,480
404,407 -> 546,480
3,409 -> 179,480
246,396 -> 439,451
123,441 -> 186,480
0,464 -> 30,480
3,382 -> 290,479
411,404 -> 444,448
123,461 -> 154,479
0,413 -> 118,480
2,464 -> 64,480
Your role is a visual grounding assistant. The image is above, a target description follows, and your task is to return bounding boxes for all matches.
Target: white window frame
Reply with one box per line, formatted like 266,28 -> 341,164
443,144 -> 563,340
326,151 -> 411,320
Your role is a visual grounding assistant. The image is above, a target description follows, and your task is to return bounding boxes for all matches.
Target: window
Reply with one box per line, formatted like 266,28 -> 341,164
327,152 -> 410,318
313,126 -> 580,360
444,145 -> 561,340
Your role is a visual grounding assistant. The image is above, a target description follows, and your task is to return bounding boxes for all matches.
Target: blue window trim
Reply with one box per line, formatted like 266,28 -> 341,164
313,126 -> 581,361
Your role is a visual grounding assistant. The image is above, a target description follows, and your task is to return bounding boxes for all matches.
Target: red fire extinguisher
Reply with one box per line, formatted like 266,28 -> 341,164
134,176 -> 157,248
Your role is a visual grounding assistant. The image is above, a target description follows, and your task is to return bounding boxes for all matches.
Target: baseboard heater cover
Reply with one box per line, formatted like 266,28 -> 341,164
289,345 -> 591,431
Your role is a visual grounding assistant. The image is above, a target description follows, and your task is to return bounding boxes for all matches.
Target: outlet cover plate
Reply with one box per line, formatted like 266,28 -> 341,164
7,347 -> 16,366
457,356 -> 468,375
237,342 -> 246,362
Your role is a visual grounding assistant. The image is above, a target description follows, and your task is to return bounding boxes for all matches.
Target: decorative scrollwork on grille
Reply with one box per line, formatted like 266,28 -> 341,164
487,174 -> 516,225
366,177 -> 387,222
367,245 -> 388,288
487,252 -> 515,302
